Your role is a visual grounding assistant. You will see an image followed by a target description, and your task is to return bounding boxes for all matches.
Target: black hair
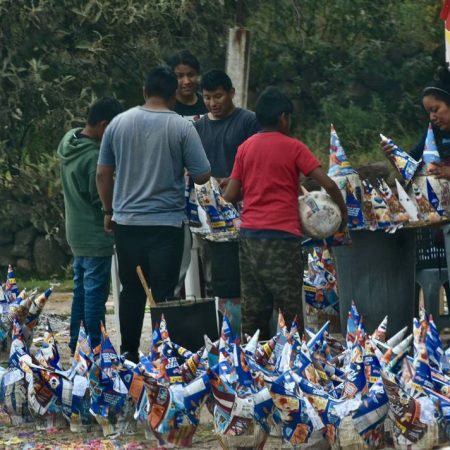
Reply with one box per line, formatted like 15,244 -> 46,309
422,65 -> 450,105
200,69 -> 233,92
166,50 -> 200,73
255,86 -> 293,127
144,65 -> 178,100
87,97 -> 123,126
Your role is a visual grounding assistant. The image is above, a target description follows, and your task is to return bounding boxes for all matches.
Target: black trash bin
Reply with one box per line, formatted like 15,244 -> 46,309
150,299 -> 219,351
333,229 -> 416,338
209,240 -> 241,298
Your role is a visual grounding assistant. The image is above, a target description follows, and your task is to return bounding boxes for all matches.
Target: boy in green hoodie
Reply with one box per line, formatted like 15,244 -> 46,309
57,97 -> 123,354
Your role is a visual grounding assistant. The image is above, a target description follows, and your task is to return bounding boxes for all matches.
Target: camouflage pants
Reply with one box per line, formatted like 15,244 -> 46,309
239,237 -> 303,340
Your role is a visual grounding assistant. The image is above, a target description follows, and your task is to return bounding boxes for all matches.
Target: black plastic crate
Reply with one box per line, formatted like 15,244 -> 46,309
416,227 -> 447,270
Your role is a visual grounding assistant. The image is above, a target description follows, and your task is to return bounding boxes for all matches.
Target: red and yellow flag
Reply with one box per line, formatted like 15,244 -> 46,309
441,0 -> 450,64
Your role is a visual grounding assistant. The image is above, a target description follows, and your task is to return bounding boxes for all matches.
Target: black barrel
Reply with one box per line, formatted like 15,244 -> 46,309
209,240 -> 241,298
333,229 -> 416,337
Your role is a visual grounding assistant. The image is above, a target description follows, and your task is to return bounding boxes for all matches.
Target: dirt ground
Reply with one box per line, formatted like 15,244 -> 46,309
0,291 -> 305,449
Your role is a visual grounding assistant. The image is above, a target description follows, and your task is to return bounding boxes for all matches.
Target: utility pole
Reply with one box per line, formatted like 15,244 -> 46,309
226,0 -> 251,108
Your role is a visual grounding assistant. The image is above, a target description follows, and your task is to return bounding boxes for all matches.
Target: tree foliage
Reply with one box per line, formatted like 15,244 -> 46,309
247,0 -> 443,161
0,0 -> 234,236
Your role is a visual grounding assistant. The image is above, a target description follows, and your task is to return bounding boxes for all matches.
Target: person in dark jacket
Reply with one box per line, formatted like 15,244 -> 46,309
58,97 -> 123,354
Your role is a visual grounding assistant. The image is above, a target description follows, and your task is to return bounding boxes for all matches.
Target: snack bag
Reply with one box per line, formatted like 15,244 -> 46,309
195,180 -> 228,232
422,122 -> 441,174
410,182 -> 442,223
426,178 -> 446,216
328,124 -> 357,177
184,177 -> 202,227
5,264 -> 20,301
23,288 -> 53,338
380,133 -> 420,182
361,180 -> 378,231
378,178 -> 410,224
362,179 -> 391,230
345,178 -> 364,229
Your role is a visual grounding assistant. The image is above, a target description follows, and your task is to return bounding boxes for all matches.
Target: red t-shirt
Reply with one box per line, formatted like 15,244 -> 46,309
230,131 -> 321,236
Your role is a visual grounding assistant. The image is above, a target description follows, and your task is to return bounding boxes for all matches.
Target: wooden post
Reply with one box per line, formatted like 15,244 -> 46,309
226,27 -> 251,109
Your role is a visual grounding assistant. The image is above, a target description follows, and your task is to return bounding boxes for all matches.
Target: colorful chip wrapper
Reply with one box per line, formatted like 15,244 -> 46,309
426,178 -> 446,216
195,178 -> 240,235
361,182 -> 378,231
380,133 -> 420,183
212,182 -> 240,232
422,122 -> 441,174
195,180 -> 228,232
184,177 -> 202,228
5,264 -> 20,301
352,380 -> 388,446
377,178 -> 410,224
345,178 -> 364,229
381,372 -> 429,444
364,340 -> 382,388
328,124 -> 356,177
24,288 -> 52,328
362,179 -> 391,230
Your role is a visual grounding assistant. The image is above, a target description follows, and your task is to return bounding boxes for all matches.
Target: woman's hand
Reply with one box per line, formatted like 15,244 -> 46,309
379,140 -> 394,156
427,163 -> 450,180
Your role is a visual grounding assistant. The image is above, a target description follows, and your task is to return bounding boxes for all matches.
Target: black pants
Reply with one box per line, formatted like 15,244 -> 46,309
114,224 -> 184,354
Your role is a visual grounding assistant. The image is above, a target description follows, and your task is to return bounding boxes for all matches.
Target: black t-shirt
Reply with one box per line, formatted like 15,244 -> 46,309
174,93 -> 208,122
194,108 -> 261,177
410,124 -> 450,162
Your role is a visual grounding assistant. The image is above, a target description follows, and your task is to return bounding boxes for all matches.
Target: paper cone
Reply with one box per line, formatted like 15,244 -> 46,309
328,124 -> 356,177
380,133 -> 420,182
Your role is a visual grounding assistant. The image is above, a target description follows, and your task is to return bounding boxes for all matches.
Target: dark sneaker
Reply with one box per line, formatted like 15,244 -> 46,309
122,351 -> 140,364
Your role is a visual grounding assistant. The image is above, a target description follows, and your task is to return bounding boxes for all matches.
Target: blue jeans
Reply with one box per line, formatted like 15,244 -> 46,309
70,256 -> 111,353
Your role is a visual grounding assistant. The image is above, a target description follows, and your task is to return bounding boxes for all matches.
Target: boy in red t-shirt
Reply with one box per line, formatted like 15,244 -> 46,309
224,87 -> 347,339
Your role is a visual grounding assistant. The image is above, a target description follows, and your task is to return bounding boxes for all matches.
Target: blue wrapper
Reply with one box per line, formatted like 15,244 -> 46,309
89,363 -> 126,418
427,179 -> 445,216
232,341 -> 253,388
213,186 -> 240,231
161,343 -> 183,384
364,346 -> 381,388
352,381 -> 389,445
380,134 -> 420,182
5,264 -> 20,300
71,323 -> 93,376
253,387 -> 274,432
328,125 -> 356,177
346,179 -> 365,229
99,323 -> 120,380
185,178 -> 202,227
422,123 -> 441,172
183,372 -> 211,426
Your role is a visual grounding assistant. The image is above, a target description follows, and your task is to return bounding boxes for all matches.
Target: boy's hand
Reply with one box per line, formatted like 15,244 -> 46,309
104,215 -> 114,234
339,211 -> 349,233
217,177 -> 230,191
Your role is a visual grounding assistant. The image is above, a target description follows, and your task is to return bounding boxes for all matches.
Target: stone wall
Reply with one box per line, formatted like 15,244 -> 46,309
0,226 -> 72,278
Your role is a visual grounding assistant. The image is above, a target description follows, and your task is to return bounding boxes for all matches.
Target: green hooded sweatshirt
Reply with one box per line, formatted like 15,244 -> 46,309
57,128 -> 113,257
